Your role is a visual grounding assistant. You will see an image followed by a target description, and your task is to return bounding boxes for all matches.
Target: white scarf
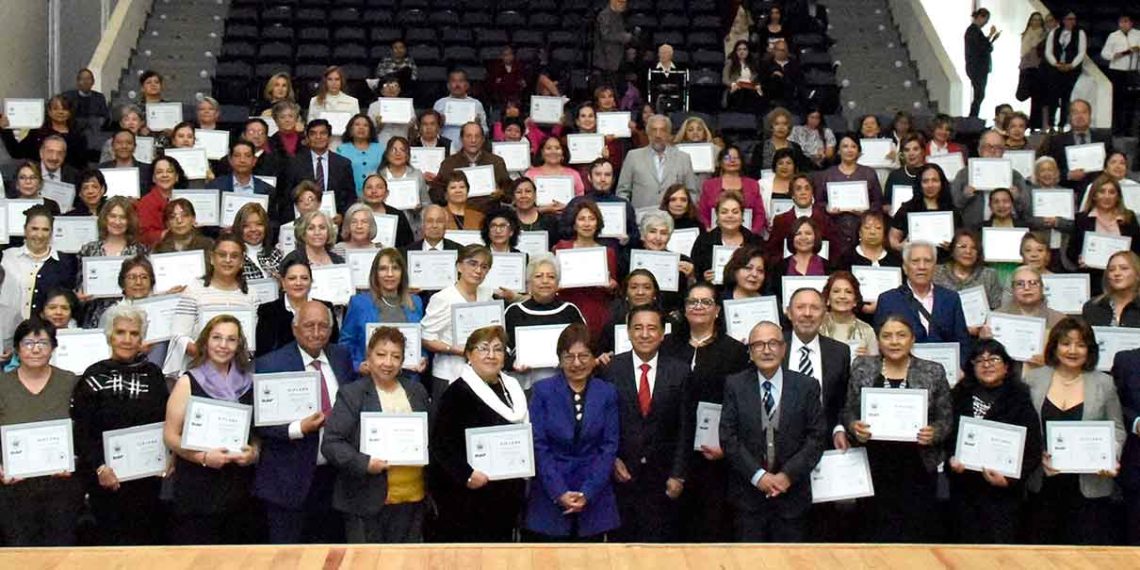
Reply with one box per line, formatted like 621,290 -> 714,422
460,364 -> 528,423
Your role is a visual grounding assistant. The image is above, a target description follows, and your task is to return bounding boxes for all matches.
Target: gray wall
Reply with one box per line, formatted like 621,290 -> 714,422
0,2 -> 49,97
59,0 -> 108,91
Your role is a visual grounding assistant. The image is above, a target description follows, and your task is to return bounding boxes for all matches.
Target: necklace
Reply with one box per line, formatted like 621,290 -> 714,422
380,295 -> 399,308
903,164 -> 917,177
689,332 -> 715,347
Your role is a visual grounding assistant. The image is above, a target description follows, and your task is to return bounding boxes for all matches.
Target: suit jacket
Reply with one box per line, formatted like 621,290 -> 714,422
321,375 -> 429,515
615,146 -> 699,210
206,174 -> 275,196
429,151 -> 512,213
874,284 -> 971,364
1046,130 -> 1114,188
783,333 -> 850,433
409,137 -> 452,156
720,366 -> 825,518
1112,349 -> 1140,492
255,296 -> 341,356
252,342 -> 356,509
279,150 -> 356,224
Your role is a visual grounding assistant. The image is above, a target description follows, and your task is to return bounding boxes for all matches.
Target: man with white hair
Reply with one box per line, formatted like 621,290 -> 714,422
873,241 -> 970,357
616,114 -> 699,210
949,130 -> 1030,229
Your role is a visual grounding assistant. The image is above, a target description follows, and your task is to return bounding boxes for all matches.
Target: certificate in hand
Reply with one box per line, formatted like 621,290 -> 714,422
988,313 -> 1046,362
133,294 -> 182,342
445,230 -> 484,246
1080,232 -> 1132,269
857,138 -> 896,168
694,402 -> 722,450
710,245 -> 738,285
557,247 -> 610,288
310,264 -> 355,305
451,300 -> 505,346
1005,150 -> 1037,178
319,111 -> 353,137
614,322 -> 673,354
596,111 -> 632,138
51,329 -> 112,375
529,96 -> 565,125
907,211 -> 955,245
409,147 -> 446,175
373,213 -> 399,246
485,252 -> 527,292
982,227 -> 1028,263
198,304 -> 256,351
3,98 -> 45,129
134,136 -> 156,163
566,133 -> 605,164
955,417 -> 1028,478
629,249 -> 681,292
164,148 -> 210,180
968,158 -> 1013,190
928,152 -> 965,182
1032,188 -> 1075,219
0,201 -> 7,244
1042,273 -> 1090,315
220,193 -> 269,227
534,176 -> 576,206
151,250 -> 207,293
466,423 -> 536,480
101,167 -> 141,199
443,100 -> 479,126
146,102 -> 183,131
514,324 -> 571,369
492,141 -> 532,173
666,227 -> 700,257
860,387 -> 928,442
850,266 -> 902,303
723,296 -> 781,343
82,255 -> 128,298
1,419 -> 75,479
346,249 -> 379,290
781,276 -> 829,309
890,185 -> 914,216
810,448 -> 875,503
596,202 -> 627,238
516,231 -> 549,259
676,143 -> 716,174
360,412 -> 430,466
253,372 -> 321,426
1046,420 -> 1116,474
53,216 -> 98,254
911,343 -> 960,388
827,181 -> 870,212
180,396 -> 253,454
376,97 -> 414,124
194,129 -> 231,160
458,165 -> 497,198
771,198 -> 794,218
1091,326 -> 1140,372
406,250 -> 458,290
384,179 -> 420,211
247,278 -> 279,306
1064,142 -> 1107,173
41,180 -> 76,214
6,198 -> 42,237
366,322 -> 422,370
102,422 -> 167,482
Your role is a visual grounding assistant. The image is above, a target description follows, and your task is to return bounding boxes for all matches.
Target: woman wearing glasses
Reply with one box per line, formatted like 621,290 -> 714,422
980,266 -> 1065,374
422,245 -> 496,404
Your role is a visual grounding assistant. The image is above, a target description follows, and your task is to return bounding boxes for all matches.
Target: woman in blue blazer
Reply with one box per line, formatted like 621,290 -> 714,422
524,323 -> 621,540
340,248 -> 425,373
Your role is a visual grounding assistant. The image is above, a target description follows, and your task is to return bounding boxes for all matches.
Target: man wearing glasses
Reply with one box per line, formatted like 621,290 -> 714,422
950,130 -> 1031,230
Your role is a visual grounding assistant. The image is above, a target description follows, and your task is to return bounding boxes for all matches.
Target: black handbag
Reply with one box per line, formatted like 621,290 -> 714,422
1015,68 -> 1035,102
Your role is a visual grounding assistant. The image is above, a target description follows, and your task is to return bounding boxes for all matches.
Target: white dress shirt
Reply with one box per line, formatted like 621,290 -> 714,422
310,150 -> 330,192
0,246 -> 58,318
633,352 -> 660,396
789,334 -> 822,386
288,347 -> 341,465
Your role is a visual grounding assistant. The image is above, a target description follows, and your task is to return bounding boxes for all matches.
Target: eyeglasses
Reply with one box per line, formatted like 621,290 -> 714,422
972,355 -> 1005,367
19,339 -> 51,350
561,352 -> 594,364
685,298 -> 717,308
748,339 -> 786,352
214,251 -> 243,261
473,344 -> 506,356
462,259 -> 491,272
124,273 -> 151,283
489,222 -> 512,231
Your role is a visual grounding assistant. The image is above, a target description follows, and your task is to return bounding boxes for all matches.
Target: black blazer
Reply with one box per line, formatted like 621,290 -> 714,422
321,376 -> 429,516
601,352 -> 692,483
782,332 -> 850,434
1047,131 -> 1115,188
1112,348 -> 1140,492
945,377 -> 1042,494
719,366 -> 825,517
278,150 -> 356,224
964,24 -> 993,78
690,227 -> 760,283
255,296 -> 340,356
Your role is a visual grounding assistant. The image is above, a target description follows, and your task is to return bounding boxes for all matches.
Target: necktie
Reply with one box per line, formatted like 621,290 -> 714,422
315,155 -> 325,191
799,346 -> 814,378
312,359 -> 332,414
762,380 -> 775,420
48,172 -> 56,181
637,363 -> 652,417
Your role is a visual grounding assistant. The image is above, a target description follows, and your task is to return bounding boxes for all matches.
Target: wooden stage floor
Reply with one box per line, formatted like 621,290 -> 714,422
3,543 -> 1139,569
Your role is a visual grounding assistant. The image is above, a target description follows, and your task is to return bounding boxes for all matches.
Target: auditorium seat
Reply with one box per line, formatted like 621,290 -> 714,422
334,28 -> 367,43
297,44 -> 331,64
443,29 -> 475,47
463,12 -> 494,27
370,27 -> 401,44
511,30 -> 544,47
429,10 -> 460,27
362,10 -> 394,25
528,13 -> 560,31
476,29 -> 509,47
496,11 -> 526,29
444,46 -> 479,64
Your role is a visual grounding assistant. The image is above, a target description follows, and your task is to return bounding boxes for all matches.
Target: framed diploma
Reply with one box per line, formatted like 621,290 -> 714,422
693,402 -> 722,450
41,180 -> 75,214
1042,273 -> 1090,315
857,138 -> 895,168
346,249 -> 379,290
850,266 -> 902,303
1092,326 -> 1140,372
198,305 -> 256,351
194,129 -> 231,160
911,342 -> 960,388
145,102 -> 183,131
516,231 -> 549,259
907,211 -> 955,245
465,423 -> 536,480
957,285 -> 990,329
247,278 -> 279,306
253,372 -> 321,426
557,247 -> 609,288
150,250 -> 206,293
860,387 -> 928,442
954,417 -> 1027,478
534,176 -> 576,207
6,198 -> 42,237
443,99 -> 479,126
1080,232 -> 1132,270
101,167 -> 142,199
445,230 -> 484,246
406,250 -> 458,290
372,213 -> 399,246
360,412 -> 430,466
458,165 -> 496,198
133,294 -> 181,342
376,97 -> 414,124
102,422 -> 167,482
220,193 -> 269,227
3,98 -> 45,129
781,276 -> 829,309
1032,187 -> 1075,219
1046,421 -> 1116,474
310,264 -> 355,305
529,96 -> 565,125
409,147 -> 445,175
484,252 -> 527,293
492,141 -> 532,173
629,249 -> 681,292
366,322 -> 422,369
666,227 -> 700,257
180,396 -> 253,453
810,448 -> 875,503
566,133 -> 605,164
51,329 -> 112,375
676,143 -> 716,174
928,152 -> 965,182
451,300 -> 505,346
134,136 -> 156,163
384,179 -> 420,211
826,180 -> 870,211
596,202 -> 627,238
890,184 -> 913,216
318,111 -> 353,137
1,419 -> 75,479
1064,142 -> 1107,173
596,111 -> 632,138
514,324 -> 571,369
710,245 -> 738,285
723,296 -> 781,343
52,216 -> 98,254
981,227 -> 1028,263
967,158 -> 1013,190
1005,150 -> 1037,178
988,313 -> 1046,362
614,322 -> 673,354
82,255 -> 128,298
164,148 -> 210,180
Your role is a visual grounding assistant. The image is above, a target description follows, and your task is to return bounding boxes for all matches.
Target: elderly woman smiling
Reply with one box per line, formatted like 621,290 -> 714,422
503,254 -> 585,389
637,210 -> 694,313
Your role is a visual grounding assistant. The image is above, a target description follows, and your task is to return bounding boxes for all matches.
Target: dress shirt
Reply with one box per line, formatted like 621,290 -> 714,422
653,149 -> 667,182
750,366 -> 784,485
421,239 -> 445,251
789,334 -> 822,386
910,281 -> 935,332
1,246 -> 59,318
288,347 -> 340,465
1101,29 -> 1140,71
41,166 -> 62,181
793,205 -> 813,218
1046,29 -> 1087,66
633,352 -> 660,397
310,150 -> 330,191
232,175 -> 255,194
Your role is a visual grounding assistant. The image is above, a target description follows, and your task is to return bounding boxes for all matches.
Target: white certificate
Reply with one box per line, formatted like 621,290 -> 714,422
614,322 -> 673,354
164,147 -> 210,180
981,227 -> 1028,263
0,201 -> 7,244
310,264 -> 354,305
693,402 -> 722,450
484,252 -> 527,292
150,250 -> 206,293
134,136 -> 156,163
1005,150 -> 1036,179
6,198 -> 42,237
1122,180 -> 1140,213
1032,187 -> 1075,219
253,372 -> 321,426
594,202 -> 626,239
3,98 -> 45,129
1,419 -> 75,479
810,448 -> 875,503
443,100 -> 479,126
988,313 -> 1046,362
384,179 -> 420,211
1081,232 -> 1132,270
723,296 -> 781,343
445,230 -> 483,246
954,417 -> 1027,479
907,211 -> 954,245
247,278 -> 279,306
596,111 -> 632,138
41,180 -> 75,214
458,165 -> 496,198
220,193 -> 269,227
318,111 -> 353,137
566,133 -> 605,164
194,129 -> 230,160
101,167 -> 141,199
466,423 -> 535,480
145,102 -> 183,131
534,175 -> 575,207
514,324 -> 571,369
1046,420 -> 1116,474
928,152 -> 965,182
376,97 -> 414,125
857,138 -> 896,168
406,250 -> 458,290
180,396 -> 253,453
968,158 -> 1013,190
102,422 -> 167,482
409,147 -> 445,175
366,322 -> 422,370
861,387 -> 928,442
197,304 -> 256,351
82,255 -> 128,298
890,184 -> 914,216
1092,326 -> 1140,372
851,266 -> 902,303
1042,273 -> 1089,315
1065,142 -> 1107,173
709,245 -> 738,286
529,96 -> 565,125
911,342 -> 960,388
826,181 -> 870,212
50,329 -> 111,375
516,231 -> 549,258
781,276 -> 829,309
666,227 -> 700,257
676,143 -> 716,174
771,198 -> 794,218
346,249 -> 379,290
557,246 -> 609,288
629,249 -> 680,292
53,216 -> 98,254
451,300 -> 505,347
492,141 -> 532,173
372,213 -> 399,246
134,294 -> 182,342
314,190 -> 337,221
360,412 -> 429,466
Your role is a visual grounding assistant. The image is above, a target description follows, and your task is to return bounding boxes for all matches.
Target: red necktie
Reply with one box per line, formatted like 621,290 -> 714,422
312,360 -> 332,414
638,363 -> 652,417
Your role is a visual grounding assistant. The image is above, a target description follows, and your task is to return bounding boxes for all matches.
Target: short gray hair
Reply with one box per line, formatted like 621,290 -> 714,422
638,210 -> 674,237
902,240 -> 936,264
101,304 -> 149,341
978,129 -> 1004,150
198,96 -> 219,110
340,203 -> 377,241
648,114 -> 672,133
526,253 -> 560,283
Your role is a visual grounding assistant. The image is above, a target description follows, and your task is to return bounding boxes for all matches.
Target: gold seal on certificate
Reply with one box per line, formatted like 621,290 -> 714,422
466,423 -> 536,480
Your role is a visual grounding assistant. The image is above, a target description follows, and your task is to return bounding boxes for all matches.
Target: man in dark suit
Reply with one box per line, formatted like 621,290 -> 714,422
784,288 -> 850,447
409,109 -> 452,173
964,8 -> 999,118
278,119 -> 355,225
601,305 -> 692,542
875,241 -> 971,363
1111,347 -> 1140,545
213,118 -> 285,181
97,128 -> 152,197
400,204 -> 463,308
253,300 -> 356,544
207,140 -> 276,196
39,135 -> 80,184
1046,99 -> 1115,191
720,320 -> 825,541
